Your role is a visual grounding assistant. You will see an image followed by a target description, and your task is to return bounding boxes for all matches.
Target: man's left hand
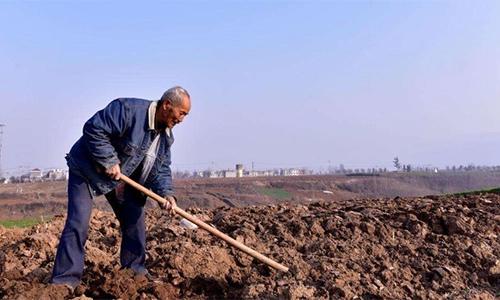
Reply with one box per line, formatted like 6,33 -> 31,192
161,195 -> 177,216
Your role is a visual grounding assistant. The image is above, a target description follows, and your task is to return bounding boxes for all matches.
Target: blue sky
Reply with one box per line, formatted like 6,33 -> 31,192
1,1 -> 499,175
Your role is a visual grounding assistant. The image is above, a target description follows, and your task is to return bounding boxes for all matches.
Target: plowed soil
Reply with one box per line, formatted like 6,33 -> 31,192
0,193 -> 498,299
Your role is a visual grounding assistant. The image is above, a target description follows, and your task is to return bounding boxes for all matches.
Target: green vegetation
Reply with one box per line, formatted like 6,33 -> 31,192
452,187 -> 500,197
0,216 -> 52,228
257,187 -> 291,199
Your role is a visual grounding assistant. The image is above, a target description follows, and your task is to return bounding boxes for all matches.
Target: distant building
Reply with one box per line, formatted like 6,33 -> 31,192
248,170 -> 261,177
281,168 -> 302,176
46,169 -> 68,181
29,168 -> 43,182
192,171 -> 204,178
236,164 -> 244,178
248,170 -> 277,177
223,170 -> 237,178
202,170 -> 220,178
188,165 -> 312,179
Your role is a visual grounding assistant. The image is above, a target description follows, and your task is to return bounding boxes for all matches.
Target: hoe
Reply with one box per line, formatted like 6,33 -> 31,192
120,175 -> 289,273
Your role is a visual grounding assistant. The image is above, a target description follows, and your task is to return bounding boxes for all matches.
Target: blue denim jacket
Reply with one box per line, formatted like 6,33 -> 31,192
66,98 -> 174,197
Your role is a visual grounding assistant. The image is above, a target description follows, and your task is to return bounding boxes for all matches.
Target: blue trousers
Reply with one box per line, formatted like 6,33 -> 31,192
51,171 -> 146,286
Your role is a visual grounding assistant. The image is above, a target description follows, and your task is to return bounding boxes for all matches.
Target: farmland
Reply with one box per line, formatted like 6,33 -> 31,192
0,172 -> 499,299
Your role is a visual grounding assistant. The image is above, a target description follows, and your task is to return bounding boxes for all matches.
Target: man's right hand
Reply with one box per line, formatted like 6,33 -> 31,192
105,164 -> 121,180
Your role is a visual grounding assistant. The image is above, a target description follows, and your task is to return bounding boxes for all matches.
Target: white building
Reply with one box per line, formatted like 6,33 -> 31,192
46,169 -> 68,181
281,168 -> 302,176
29,168 -> 43,182
236,164 -> 244,178
248,170 -> 277,177
223,170 -> 237,178
202,170 -> 220,178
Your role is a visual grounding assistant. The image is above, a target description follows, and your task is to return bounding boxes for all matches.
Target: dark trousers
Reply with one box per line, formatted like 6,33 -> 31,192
51,171 -> 146,286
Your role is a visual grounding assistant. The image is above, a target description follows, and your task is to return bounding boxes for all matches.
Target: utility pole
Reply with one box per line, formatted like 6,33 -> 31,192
0,124 -> 4,178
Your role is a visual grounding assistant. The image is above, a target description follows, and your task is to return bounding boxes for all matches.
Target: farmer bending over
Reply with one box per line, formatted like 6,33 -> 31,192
51,86 -> 191,288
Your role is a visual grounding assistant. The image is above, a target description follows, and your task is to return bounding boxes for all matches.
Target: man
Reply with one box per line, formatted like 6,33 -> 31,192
51,86 -> 191,288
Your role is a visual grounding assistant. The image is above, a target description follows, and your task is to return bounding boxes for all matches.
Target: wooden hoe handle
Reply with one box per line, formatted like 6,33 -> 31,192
120,175 -> 289,272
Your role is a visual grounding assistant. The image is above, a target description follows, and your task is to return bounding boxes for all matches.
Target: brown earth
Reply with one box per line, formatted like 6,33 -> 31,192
0,193 -> 498,299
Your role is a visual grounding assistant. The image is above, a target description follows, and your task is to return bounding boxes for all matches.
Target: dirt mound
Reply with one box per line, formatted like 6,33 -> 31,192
0,193 -> 498,299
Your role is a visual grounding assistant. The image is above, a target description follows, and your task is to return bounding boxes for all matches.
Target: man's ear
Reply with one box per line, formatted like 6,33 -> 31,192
162,100 -> 171,110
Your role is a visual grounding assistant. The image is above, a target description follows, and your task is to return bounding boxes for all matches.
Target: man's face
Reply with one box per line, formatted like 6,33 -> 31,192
162,96 -> 191,129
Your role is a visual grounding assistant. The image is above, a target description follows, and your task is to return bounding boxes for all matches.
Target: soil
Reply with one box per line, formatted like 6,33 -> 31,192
0,193 -> 499,299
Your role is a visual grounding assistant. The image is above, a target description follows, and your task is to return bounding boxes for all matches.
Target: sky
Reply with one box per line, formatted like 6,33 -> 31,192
1,0 -> 500,175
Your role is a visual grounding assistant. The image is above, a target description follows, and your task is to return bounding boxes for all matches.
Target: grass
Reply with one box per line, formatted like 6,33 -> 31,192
0,216 -> 52,228
257,187 -> 291,199
452,187 -> 500,197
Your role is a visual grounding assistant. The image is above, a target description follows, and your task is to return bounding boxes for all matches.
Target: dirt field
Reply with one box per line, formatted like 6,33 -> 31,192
0,192 -> 498,299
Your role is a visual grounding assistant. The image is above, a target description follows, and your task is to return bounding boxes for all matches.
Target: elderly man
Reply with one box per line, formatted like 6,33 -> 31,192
51,86 -> 191,288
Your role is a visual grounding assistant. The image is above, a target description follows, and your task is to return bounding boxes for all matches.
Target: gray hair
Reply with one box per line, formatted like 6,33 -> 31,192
160,86 -> 190,106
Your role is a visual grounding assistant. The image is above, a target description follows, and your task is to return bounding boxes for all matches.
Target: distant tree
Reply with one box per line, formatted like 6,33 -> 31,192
393,157 -> 401,171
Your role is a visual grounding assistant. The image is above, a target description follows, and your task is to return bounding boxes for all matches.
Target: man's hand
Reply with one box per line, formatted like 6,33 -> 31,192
161,195 -> 177,216
105,164 -> 121,180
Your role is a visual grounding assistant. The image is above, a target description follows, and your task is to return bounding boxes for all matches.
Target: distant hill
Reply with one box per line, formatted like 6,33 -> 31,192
0,171 -> 500,220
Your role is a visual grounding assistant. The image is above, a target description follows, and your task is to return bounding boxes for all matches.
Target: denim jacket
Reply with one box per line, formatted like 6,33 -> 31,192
66,98 -> 174,197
